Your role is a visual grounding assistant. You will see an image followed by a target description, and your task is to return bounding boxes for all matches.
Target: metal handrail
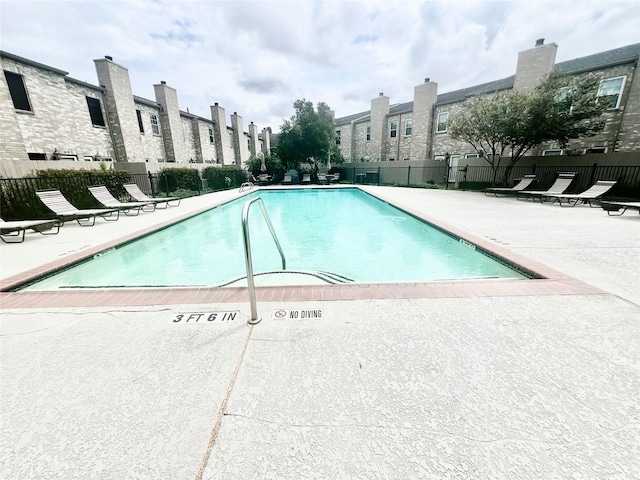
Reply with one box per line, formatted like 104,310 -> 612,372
242,197 -> 286,324
238,181 -> 254,193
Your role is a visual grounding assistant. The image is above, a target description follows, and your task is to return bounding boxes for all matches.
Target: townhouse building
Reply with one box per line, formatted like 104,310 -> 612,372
335,40 -> 640,174
0,52 -> 271,178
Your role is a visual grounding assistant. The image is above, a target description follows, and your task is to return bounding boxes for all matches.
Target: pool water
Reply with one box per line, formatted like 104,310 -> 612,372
22,188 -> 527,290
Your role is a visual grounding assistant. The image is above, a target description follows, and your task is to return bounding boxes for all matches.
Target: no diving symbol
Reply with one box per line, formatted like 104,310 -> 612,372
273,310 -> 288,319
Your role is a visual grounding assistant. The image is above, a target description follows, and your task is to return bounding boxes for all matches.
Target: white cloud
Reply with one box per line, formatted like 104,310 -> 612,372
1,0 -> 638,130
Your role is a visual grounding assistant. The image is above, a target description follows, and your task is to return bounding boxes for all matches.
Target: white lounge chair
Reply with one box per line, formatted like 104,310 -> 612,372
124,183 -> 181,208
0,217 -> 61,243
485,174 -> 536,196
545,180 -> 617,207
36,189 -> 120,226
517,172 -> 576,202
89,185 -> 155,216
600,201 -> 640,216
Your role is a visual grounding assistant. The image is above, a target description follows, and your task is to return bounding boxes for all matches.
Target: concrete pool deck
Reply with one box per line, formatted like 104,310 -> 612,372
1,186 -> 639,479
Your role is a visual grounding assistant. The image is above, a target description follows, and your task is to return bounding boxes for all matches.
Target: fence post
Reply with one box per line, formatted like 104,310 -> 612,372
407,165 -> 411,186
377,166 -> 380,186
590,163 -> 598,186
148,172 -> 154,196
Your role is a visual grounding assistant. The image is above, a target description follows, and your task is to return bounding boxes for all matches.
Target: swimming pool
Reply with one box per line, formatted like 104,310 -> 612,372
20,188 -> 528,291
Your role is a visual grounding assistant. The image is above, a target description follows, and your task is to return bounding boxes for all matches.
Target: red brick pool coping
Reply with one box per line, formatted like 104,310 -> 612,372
0,187 -> 605,308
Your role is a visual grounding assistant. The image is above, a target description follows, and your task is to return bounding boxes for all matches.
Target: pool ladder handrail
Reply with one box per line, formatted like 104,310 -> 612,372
242,197 -> 286,324
238,181 -> 254,193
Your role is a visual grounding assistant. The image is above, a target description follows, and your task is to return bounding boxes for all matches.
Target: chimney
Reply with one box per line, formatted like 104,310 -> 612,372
425,78 -> 430,83
379,92 -> 384,96
160,80 -> 166,85
105,56 -> 113,61
535,38 -> 544,47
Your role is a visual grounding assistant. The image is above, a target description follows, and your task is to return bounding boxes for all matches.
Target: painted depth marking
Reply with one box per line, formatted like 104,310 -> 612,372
170,311 -> 239,324
272,309 -> 323,320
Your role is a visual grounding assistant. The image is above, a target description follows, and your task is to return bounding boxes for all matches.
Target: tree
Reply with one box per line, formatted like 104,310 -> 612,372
449,73 -> 608,185
276,99 -> 343,171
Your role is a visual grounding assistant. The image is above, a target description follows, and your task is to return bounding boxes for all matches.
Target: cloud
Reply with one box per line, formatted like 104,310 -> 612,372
1,0 -> 638,131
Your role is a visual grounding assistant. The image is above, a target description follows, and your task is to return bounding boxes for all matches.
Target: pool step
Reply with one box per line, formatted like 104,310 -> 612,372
219,270 -> 354,287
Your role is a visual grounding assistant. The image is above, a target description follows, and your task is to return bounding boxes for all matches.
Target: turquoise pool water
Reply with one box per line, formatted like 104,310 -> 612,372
22,188 -> 527,290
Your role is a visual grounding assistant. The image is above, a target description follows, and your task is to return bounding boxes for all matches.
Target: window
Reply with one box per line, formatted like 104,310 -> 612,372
136,110 -> 144,133
247,138 -> 251,150
390,121 -> 397,138
229,131 -> 234,147
436,112 -> 449,132
405,119 -> 412,136
84,156 -> 93,162
28,153 -> 46,161
366,126 -> 370,141
585,146 -> 607,154
86,97 -> 106,126
4,70 -> 32,111
542,149 -> 563,156
403,157 -> 410,161
465,153 -> 479,159
597,76 -> 625,109
208,128 -> 214,143
335,130 -> 341,145
59,154 -> 78,161
388,157 -> 395,162
150,114 -> 160,135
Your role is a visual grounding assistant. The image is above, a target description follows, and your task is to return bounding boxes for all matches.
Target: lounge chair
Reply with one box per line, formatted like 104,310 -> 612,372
124,183 -> 181,208
0,217 -> 61,243
36,189 -> 120,226
88,185 -> 155,215
485,174 -> 536,196
281,173 -> 292,185
317,173 -> 328,185
301,173 -> 311,184
257,173 -> 271,186
544,180 -> 617,207
329,172 -> 340,183
600,201 -> 640,216
516,172 -> 576,202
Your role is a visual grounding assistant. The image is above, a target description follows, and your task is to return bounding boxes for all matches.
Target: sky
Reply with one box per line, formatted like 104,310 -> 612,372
1,0 -> 638,131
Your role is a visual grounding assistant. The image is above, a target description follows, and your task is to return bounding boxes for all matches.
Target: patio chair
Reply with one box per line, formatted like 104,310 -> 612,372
484,175 -> 536,196
281,173 -> 293,185
317,173 -> 328,185
544,180 -> 617,207
301,173 -> 311,184
124,183 -> 181,208
0,217 -> 62,243
257,173 -> 271,186
329,172 -> 340,183
88,185 -> 155,216
36,189 -> 120,226
600,201 -> 640,216
516,172 -> 576,202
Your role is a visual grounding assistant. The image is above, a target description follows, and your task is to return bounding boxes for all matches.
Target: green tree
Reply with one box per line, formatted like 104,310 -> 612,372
277,99 -> 343,170
449,73 -> 608,185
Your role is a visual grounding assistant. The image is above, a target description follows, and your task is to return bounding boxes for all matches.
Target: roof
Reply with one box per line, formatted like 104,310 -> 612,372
555,43 -> 639,74
334,43 -> 639,124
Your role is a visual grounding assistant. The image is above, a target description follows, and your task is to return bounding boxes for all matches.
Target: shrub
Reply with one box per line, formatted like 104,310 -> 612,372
202,166 -> 248,191
157,167 -> 201,194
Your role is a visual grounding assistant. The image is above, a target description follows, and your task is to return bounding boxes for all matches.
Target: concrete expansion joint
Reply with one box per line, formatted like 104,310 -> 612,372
195,323 -> 254,480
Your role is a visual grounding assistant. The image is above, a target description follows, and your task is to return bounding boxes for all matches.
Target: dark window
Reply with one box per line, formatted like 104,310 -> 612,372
208,128 -> 214,143
336,130 -> 341,145
86,97 -> 106,126
28,153 -> 46,161
366,126 -> 370,141
136,110 -> 144,133
4,70 -> 32,111
390,122 -> 397,138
